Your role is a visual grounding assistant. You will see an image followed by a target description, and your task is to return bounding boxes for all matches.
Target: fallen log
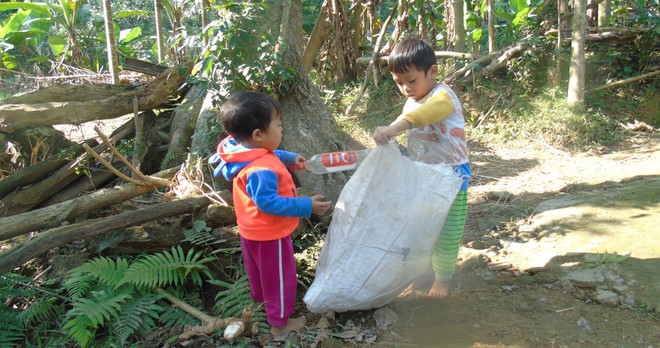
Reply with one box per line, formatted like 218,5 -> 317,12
0,196 -> 211,275
473,44 -> 527,79
123,57 -> 168,76
39,165 -> 119,207
0,167 -> 179,241
444,44 -> 528,83
0,158 -> 70,200
0,84 -> 137,104
444,52 -> 498,83
0,120 -> 136,216
162,84 -> 206,169
0,61 -> 193,133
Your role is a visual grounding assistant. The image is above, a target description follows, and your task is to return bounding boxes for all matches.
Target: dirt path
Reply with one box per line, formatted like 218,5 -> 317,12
297,131 -> 659,348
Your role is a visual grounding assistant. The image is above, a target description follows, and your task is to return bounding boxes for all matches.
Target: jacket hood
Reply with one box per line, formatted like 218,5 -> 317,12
209,136 -> 270,181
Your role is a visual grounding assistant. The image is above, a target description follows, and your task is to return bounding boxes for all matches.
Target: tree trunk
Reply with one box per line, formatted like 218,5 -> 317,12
304,0 -> 357,84
199,0 -> 208,48
0,196 -> 211,275
417,2 -> 428,42
550,0 -> 563,86
487,0 -> 496,53
302,0 -> 331,73
445,0 -> 455,50
155,0 -> 166,63
261,0 -> 349,201
348,1 -> 362,59
598,0 -> 610,27
568,0 -> 586,105
383,0 -> 409,53
40,166 -> 117,207
102,0 -> 119,84
453,0 -> 466,52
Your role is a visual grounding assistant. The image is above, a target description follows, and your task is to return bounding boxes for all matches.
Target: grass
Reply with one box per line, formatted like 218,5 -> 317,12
321,73 -> 649,153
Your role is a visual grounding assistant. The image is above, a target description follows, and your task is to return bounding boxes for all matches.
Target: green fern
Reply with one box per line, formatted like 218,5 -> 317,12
0,305 -> 23,348
63,273 -> 100,300
0,273 -> 37,298
120,246 -> 213,289
1,273 -> 69,345
18,296 -> 63,327
69,291 -> 132,328
112,294 -> 163,346
57,245 -> 235,346
68,256 -> 129,288
62,315 -> 95,348
62,290 -> 132,347
211,275 -> 263,320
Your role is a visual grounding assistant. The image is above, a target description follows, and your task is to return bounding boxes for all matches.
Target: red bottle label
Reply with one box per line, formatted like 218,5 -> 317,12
320,151 -> 358,167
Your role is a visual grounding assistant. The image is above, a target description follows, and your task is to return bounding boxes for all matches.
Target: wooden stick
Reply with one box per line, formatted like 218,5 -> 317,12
586,70 -> 660,93
82,143 -> 145,186
92,126 -> 173,187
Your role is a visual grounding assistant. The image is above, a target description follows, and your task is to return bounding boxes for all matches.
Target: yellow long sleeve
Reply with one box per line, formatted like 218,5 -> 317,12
401,90 -> 455,128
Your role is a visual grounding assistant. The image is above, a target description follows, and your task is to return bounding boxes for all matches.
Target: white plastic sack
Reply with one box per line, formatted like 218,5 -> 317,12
303,143 -> 463,313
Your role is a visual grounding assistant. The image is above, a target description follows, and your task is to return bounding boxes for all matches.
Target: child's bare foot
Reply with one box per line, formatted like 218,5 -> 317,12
398,273 -> 434,297
270,316 -> 306,336
426,279 -> 451,299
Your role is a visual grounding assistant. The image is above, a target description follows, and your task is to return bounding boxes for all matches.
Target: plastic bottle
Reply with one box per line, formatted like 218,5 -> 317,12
297,149 -> 370,174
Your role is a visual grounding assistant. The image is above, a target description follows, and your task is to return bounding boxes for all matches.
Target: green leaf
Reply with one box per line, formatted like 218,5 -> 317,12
27,56 -> 49,63
472,28 -> 483,41
493,9 -> 514,25
57,0 -> 73,24
512,0 -> 529,12
193,220 -> 207,232
512,7 -> 530,28
62,316 -> 94,348
0,3 -> 51,16
2,53 -> 18,69
0,9 -> 30,40
48,35 -> 67,56
114,10 -> 149,19
119,27 -> 141,44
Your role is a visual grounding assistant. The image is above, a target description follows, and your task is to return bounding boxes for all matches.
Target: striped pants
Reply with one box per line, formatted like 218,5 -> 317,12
432,190 -> 468,281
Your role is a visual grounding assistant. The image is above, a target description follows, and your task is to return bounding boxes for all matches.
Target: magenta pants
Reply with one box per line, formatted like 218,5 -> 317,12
240,236 -> 297,327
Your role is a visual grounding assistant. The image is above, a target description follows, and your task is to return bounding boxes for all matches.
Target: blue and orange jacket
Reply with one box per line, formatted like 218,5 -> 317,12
210,136 -> 312,241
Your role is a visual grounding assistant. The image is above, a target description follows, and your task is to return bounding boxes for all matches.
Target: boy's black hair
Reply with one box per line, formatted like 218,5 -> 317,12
219,91 -> 281,142
387,38 -> 436,74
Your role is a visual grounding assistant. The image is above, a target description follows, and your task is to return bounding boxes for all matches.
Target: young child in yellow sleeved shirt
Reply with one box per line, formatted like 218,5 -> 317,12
373,38 -> 471,299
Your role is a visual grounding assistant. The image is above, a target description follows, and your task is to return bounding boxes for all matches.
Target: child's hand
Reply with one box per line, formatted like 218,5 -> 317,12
310,195 -> 331,215
373,120 -> 411,144
292,155 -> 307,171
372,126 -> 398,144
